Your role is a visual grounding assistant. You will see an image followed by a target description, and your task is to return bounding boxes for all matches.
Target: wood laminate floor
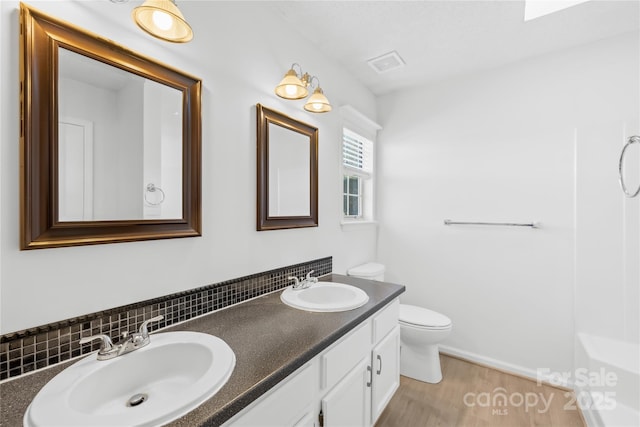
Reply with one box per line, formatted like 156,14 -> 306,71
376,354 -> 586,427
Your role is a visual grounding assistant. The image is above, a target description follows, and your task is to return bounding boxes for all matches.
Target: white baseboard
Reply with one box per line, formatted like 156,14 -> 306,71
438,344 -> 574,389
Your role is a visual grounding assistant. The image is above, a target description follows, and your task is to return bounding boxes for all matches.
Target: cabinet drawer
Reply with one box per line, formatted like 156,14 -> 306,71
321,320 -> 372,392
372,299 -> 399,344
228,362 -> 316,426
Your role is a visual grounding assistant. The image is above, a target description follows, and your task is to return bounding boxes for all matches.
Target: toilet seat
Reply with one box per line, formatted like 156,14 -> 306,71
399,304 -> 452,330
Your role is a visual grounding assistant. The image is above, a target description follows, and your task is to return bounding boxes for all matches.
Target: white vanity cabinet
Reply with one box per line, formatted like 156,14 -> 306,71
319,319 -> 373,426
226,361 -> 318,427
224,299 -> 400,427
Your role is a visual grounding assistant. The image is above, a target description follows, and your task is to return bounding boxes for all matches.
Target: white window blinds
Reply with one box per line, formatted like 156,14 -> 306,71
342,128 -> 373,175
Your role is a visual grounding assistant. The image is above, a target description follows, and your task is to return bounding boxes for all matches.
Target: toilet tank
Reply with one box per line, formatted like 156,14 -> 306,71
347,262 -> 385,281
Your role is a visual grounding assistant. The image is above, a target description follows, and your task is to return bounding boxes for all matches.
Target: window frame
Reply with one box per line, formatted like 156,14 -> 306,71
339,106 -> 382,225
343,175 -> 363,218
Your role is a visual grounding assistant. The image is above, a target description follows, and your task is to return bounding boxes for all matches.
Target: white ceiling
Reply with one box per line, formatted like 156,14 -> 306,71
272,0 -> 640,96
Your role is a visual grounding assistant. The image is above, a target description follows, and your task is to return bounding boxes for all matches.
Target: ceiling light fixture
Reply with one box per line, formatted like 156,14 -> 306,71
132,0 -> 193,43
275,63 -> 332,113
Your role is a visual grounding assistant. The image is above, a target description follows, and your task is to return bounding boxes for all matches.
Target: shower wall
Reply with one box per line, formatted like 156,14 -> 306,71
376,31 -> 639,379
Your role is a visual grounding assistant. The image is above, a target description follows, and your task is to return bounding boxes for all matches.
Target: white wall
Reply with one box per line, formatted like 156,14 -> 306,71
114,78 -> 145,219
158,84 -> 184,219
377,31 -> 639,378
576,119 -> 640,345
0,1 -> 378,333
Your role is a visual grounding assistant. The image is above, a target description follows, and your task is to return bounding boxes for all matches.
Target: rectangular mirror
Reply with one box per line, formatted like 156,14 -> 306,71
257,104 -> 318,230
20,4 -> 202,249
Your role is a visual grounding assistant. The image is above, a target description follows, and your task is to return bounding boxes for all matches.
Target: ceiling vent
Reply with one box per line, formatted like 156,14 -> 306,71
367,51 -> 406,74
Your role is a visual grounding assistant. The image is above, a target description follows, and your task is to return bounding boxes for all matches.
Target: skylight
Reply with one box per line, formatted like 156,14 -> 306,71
524,0 -> 590,21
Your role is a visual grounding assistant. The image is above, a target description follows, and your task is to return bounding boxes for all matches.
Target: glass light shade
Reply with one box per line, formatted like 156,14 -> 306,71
275,69 -> 308,100
132,0 -> 193,43
304,87 -> 332,113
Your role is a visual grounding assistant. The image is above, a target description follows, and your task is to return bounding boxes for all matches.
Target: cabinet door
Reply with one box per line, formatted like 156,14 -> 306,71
371,326 -> 400,423
322,357 -> 371,427
321,320 -> 372,392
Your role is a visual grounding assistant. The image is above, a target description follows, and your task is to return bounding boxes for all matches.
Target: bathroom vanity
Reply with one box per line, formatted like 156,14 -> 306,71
0,275 -> 404,426
226,299 -> 400,426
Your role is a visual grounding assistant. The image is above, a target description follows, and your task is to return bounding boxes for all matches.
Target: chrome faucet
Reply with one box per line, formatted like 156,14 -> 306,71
305,270 -> 318,285
80,315 -> 164,361
288,270 -> 318,290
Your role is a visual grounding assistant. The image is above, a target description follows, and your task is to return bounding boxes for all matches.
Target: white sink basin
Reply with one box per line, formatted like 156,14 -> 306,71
24,331 -> 235,427
281,282 -> 369,312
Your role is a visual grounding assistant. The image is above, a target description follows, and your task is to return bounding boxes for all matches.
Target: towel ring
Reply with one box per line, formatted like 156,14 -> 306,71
144,183 -> 165,205
619,135 -> 640,198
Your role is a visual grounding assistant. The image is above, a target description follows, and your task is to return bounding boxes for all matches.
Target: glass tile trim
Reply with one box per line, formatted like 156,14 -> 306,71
0,257 -> 332,381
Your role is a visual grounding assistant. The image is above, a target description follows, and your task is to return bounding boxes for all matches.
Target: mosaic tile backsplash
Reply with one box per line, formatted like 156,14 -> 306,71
0,257 -> 332,381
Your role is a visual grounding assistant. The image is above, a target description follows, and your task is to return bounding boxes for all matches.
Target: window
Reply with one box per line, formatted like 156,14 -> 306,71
342,128 -> 373,219
343,175 -> 361,217
339,105 -> 381,224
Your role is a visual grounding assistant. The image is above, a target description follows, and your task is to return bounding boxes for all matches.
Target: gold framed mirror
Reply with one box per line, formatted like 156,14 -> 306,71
19,3 -> 202,249
256,104 -> 318,231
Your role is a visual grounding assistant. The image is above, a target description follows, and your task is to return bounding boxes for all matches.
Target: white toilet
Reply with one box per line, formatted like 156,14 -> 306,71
347,262 -> 452,384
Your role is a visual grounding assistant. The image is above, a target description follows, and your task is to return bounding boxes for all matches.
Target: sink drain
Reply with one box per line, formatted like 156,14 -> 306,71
127,393 -> 148,407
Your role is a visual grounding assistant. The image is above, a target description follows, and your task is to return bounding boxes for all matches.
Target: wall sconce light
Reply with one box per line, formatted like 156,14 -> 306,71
132,0 -> 193,43
275,64 -> 332,113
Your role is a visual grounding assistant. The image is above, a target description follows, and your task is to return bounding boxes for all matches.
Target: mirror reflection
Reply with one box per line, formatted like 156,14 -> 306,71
267,122 -> 310,217
58,48 -> 183,221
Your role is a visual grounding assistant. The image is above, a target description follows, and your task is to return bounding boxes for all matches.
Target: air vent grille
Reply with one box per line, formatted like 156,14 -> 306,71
367,51 -> 406,74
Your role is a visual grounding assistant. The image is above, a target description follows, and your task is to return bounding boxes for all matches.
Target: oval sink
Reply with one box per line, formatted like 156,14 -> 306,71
24,331 -> 235,427
281,282 -> 369,312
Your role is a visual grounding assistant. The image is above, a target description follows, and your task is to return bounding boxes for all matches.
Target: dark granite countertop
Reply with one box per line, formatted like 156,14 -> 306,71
0,274 -> 404,427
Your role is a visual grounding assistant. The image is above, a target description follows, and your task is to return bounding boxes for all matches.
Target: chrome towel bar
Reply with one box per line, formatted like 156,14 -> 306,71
444,219 -> 541,228
619,135 -> 640,198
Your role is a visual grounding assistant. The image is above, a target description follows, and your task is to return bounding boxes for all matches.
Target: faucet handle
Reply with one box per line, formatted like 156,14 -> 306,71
288,276 -> 300,287
305,270 -> 318,284
139,315 -> 164,338
79,334 -> 114,352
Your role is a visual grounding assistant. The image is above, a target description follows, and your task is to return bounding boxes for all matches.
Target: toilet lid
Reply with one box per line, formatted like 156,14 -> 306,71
399,304 -> 452,328
347,262 -> 385,278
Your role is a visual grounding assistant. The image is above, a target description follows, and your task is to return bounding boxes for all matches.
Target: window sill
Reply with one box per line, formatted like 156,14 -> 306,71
340,220 -> 378,231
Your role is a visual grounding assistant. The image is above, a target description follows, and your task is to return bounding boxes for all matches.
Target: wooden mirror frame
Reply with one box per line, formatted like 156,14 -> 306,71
256,104 -> 318,231
19,4 -> 202,249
